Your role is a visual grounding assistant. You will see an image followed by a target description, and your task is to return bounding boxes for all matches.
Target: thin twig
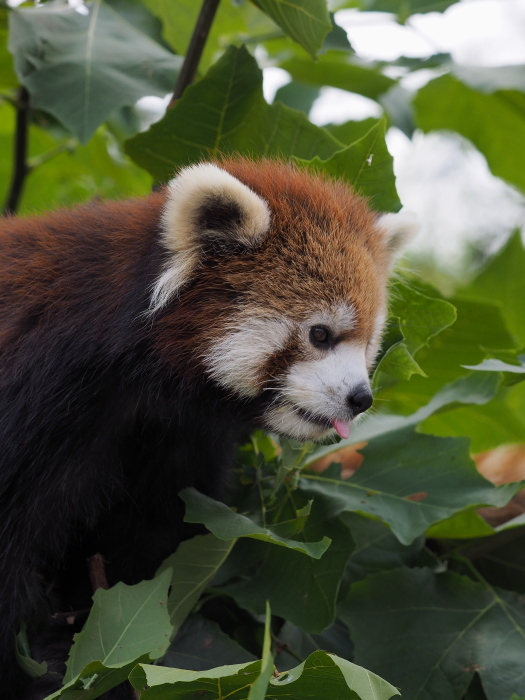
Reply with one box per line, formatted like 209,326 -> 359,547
168,0 -> 221,108
3,86 -> 30,216
88,552 -> 109,592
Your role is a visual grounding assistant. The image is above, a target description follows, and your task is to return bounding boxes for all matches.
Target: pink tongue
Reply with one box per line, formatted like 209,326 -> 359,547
331,418 -> 350,440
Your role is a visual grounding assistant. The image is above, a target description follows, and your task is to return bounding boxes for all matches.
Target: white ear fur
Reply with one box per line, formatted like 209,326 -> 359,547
151,163 -> 271,312
377,210 -> 418,265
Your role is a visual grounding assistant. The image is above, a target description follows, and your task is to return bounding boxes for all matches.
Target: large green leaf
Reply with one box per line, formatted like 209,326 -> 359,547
8,0 -> 181,143
282,50 -> 396,100
295,118 -> 401,212
251,0 -> 331,56
460,231 -> 525,346
374,280 -> 457,389
341,567 -> 525,700
222,513 -> 353,632
163,615 -> 256,671
377,295 -> 517,416
300,426 -> 519,545
46,571 -> 174,697
342,512 -> 429,585
65,569 -> 173,683
308,371 -> 502,464
157,533 -> 235,636
414,74 -> 525,194
131,650 -> 399,700
126,45 -> 343,181
181,488 -> 330,558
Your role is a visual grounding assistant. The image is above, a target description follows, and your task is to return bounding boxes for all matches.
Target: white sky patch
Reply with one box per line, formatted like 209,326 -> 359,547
310,88 -> 382,124
335,1 -> 525,66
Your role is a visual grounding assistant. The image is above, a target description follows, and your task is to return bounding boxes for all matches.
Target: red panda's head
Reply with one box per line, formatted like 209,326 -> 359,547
154,159 -> 416,441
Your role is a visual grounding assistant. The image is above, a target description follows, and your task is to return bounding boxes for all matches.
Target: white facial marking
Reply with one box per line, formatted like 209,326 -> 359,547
308,303 -> 356,336
204,303 -> 376,441
264,405 -> 332,441
377,210 -> 418,265
204,314 -> 293,399
283,342 -> 369,416
366,310 -> 387,366
151,163 -> 271,313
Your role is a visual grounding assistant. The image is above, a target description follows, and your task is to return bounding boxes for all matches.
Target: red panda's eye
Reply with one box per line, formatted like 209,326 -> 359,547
310,325 -> 331,347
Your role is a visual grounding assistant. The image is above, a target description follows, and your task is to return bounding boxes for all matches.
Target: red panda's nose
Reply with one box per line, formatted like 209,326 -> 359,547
347,386 -> 373,417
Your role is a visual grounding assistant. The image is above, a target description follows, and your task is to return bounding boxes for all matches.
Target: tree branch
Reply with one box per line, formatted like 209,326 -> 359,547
3,86 -> 30,217
168,0 -> 221,108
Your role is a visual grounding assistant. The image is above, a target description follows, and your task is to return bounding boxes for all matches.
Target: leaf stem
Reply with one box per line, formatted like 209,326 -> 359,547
3,86 -> 30,216
168,0 -> 221,108
27,139 -> 77,170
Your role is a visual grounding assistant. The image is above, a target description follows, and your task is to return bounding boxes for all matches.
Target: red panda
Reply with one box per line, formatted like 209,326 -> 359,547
0,158 -> 414,697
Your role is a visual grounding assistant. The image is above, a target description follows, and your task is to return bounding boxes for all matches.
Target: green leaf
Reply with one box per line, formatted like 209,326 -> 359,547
181,488 -> 330,558
374,339 -> 426,387
343,512 -> 429,585
157,533 -> 235,636
325,118 -> 382,144
131,650 -> 399,700
301,424 -> 520,545
248,601 -> 273,700
377,295 -> 517,416
294,118 -> 401,212
391,281 -> 458,356
0,7 -> 17,91
465,357 -> 525,376
46,658 -> 150,699
425,508 -> 496,539
163,615 -> 256,671
126,45 -> 343,180
308,371 -> 502,467
15,626 -> 47,679
223,514 -> 353,632
374,281 -> 457,388
64,569 -> 173,683
142,0 -> 276,72
275,619 -> 354,672
461,232 -> 525,346
274,80 -> 320,114
8,0 -> 181,143
130,659 -> 262,695
282,50 -> 396,100
251,0 -> 331,56
414,74 -> 525,194
20,126 -> 151,215
340,567 -> 525,700
471,527 -> 525,593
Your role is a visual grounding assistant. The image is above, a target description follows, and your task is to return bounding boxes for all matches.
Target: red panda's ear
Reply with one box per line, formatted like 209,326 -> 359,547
376,211 -> 418,266
161,163 -> 271,252
151,164 -> 271,312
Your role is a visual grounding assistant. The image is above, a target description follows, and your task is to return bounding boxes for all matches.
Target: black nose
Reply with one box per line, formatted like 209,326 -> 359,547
347,385 -> 373,417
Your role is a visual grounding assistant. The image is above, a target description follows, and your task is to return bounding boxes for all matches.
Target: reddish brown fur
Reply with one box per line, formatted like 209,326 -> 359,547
155,158 -> 391,374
